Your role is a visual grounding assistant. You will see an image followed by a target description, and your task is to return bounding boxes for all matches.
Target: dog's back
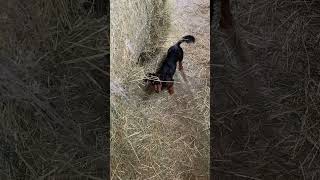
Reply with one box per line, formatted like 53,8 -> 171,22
144,35 -> 195,94
156,35 -> 195,80
156,45 -> 183,83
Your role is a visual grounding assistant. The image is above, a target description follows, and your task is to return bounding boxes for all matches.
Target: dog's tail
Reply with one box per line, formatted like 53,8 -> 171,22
177,35 -> 195,45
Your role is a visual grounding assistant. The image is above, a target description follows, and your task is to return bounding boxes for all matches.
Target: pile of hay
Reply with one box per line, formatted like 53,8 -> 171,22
0,0 -> 108,179
213,0 -> 320,179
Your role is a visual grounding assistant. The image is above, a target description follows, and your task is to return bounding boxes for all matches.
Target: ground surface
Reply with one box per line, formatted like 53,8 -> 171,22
145,0 -> 211,178
111,0 -> 210,179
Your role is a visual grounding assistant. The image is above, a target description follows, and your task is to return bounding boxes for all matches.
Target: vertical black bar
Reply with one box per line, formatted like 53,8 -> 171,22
106,0 -> 110,178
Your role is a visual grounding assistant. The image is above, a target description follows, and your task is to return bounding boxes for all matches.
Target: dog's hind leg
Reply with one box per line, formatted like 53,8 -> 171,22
178,61 -> 183,71
155,83 -> 162,93
178,53 -> 184,71
167,82 -> 174,95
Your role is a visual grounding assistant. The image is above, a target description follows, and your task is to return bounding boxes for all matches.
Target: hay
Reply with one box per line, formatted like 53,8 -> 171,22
0,0 -> 108,178
111,0 -> 210,179
212,0 -> 320,179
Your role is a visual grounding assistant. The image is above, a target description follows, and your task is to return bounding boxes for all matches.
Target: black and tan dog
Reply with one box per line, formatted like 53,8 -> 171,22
144,35 -> 195,95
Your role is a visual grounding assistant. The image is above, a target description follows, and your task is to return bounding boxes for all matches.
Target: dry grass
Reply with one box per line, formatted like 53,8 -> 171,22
0,0 -> 108,179
213,0 -> 320,179
111,0 -> 209,179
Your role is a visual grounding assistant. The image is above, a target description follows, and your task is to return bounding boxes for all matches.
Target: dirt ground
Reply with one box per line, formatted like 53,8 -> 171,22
146,0 -> 211,178
146,0 -> 210,178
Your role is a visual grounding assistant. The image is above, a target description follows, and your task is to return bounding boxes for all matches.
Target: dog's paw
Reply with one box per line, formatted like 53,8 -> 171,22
154,84 -> 162,93
168,86 -> 174,95
178,65 -> 183,71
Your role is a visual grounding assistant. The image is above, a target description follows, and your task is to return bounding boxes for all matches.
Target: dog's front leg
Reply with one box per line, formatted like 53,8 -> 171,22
154,83 -> 162,93
167,82 -> 174,95
178,61 -> 183,71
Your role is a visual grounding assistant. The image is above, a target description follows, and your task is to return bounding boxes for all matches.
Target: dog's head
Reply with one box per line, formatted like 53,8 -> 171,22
144,73 -> 162,93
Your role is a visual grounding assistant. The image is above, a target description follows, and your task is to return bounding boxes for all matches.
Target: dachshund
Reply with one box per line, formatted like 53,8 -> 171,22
144,35 -> 195,95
